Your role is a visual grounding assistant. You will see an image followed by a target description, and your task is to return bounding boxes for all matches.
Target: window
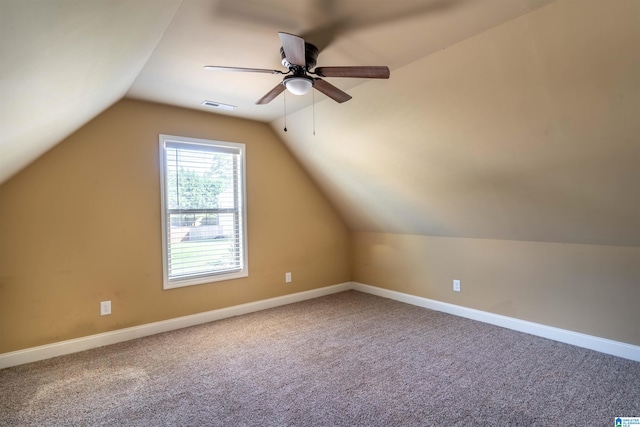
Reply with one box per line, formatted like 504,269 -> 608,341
159,135 -> 247,289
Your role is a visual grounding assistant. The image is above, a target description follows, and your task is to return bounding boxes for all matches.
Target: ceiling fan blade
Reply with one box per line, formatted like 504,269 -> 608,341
313,78 -> 352,103
256,83 -> 285,105
278,32 -> 306,66
314,66 -> 390,79
204,65 -> 283,75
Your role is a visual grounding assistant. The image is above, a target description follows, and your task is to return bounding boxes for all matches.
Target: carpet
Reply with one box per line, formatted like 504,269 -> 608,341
1,290 -> 638,426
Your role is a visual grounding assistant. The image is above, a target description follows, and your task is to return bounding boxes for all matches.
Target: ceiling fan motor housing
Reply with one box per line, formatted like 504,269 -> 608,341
280,42 -> 319,70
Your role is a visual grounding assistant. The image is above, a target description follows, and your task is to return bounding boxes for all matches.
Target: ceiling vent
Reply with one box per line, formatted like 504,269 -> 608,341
201,100 -> 237,111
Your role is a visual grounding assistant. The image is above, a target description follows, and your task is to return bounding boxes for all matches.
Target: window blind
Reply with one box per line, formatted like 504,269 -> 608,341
159,135 -> 247,289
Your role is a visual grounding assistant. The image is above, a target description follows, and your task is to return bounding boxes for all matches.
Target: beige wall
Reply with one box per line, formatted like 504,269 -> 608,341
0,99 -> 351,353
352,231 -> 640,346
1,98 -> 639,355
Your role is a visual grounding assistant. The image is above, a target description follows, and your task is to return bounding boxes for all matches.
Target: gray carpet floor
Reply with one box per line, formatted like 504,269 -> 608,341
1,290 -> 639,426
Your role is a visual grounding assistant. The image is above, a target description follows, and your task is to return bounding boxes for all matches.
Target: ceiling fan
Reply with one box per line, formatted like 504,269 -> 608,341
204,32 -> 390,105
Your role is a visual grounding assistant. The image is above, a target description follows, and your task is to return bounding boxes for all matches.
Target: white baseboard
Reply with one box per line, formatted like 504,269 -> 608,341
0,282 -> 351,369
3,281 -> 638,369
352,282 -> 640,362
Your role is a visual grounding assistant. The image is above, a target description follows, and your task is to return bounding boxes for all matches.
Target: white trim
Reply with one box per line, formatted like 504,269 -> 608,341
352,282 -> 640,362
3,281 -> 639,369
0,282 -> 351,369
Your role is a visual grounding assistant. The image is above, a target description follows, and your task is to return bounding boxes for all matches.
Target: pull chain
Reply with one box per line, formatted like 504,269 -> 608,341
283,90 -> 288,132
312,89 -> 316,136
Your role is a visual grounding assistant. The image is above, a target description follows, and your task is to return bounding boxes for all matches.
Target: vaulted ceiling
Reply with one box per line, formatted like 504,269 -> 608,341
2,0 -> 639,247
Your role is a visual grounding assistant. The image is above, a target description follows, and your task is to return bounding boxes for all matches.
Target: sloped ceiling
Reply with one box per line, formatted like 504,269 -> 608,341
2,0 -> 639,247
1,0 -> 552,184
126,0 -> 553,122
0,0 -> 181,184
275,0 -> 640,246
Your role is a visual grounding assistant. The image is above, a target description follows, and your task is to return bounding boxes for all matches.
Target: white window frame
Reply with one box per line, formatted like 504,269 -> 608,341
159,134 -> 248,289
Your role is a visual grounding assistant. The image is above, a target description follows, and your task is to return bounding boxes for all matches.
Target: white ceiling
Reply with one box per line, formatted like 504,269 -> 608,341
1,0 -> 551,184
126,0 -> 554,122
0,0 -> 181,184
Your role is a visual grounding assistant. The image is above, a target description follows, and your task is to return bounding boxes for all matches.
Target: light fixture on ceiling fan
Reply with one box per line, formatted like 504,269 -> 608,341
283,75 -> 314,95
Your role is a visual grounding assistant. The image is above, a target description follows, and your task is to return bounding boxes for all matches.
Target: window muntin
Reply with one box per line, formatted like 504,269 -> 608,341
159,135 -> 247,289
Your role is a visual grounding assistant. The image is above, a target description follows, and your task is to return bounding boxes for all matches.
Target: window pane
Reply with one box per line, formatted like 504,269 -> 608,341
167,212 -> 241,278
166,149 -> 236,211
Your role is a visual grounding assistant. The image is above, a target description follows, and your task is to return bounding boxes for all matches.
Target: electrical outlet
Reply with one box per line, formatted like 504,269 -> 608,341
453,280 -> 461,292
285,272 -> 292,283
100,301 -> 111,316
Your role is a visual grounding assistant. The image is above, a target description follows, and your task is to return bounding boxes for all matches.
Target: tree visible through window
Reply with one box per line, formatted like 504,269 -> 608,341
159,135 -> 247,289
